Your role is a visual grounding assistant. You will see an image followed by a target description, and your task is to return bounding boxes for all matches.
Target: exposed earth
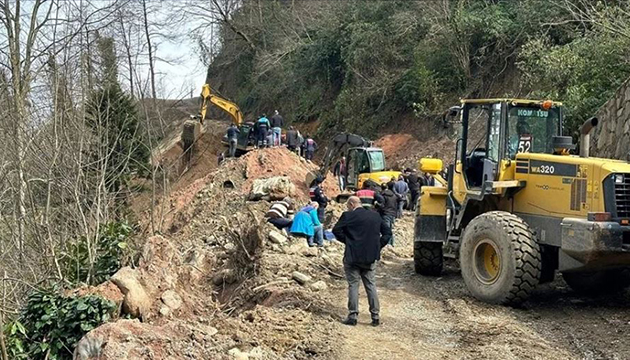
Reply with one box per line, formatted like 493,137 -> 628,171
74,117 -> 630,360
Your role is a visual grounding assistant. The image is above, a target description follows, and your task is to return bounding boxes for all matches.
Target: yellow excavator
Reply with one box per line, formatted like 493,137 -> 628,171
185,83 -> 256,155
415,98 -> 630,305
307,133 -> 401,198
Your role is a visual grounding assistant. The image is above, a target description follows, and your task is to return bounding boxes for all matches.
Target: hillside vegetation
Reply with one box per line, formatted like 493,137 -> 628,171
206,0 -> 630,137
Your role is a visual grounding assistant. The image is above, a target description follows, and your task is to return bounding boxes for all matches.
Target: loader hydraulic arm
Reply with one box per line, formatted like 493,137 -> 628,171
199,84 -> 243,126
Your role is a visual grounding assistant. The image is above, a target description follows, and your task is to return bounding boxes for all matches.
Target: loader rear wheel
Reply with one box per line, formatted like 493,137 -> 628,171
414,241 -> 443,276
460,211 -> 541,305
562,269 -> 630,295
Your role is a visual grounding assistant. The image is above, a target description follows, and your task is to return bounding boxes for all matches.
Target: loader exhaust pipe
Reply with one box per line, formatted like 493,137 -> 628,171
579,117 -> 598,157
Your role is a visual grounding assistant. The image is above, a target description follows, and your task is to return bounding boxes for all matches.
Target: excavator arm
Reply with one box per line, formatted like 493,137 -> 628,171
306,133 -> 372,186
198,84 -> 243,126
319,133 -> 371,177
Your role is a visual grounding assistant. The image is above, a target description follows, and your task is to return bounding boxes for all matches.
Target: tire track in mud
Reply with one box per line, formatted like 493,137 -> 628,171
329,258 -> 577,360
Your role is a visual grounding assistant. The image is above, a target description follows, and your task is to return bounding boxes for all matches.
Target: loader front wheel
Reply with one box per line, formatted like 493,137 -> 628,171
414,241 -> 443,276
562,269 -> 630,295
460,211 -> 541,305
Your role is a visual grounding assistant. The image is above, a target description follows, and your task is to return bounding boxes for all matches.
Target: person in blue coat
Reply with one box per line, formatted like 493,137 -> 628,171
290,202 -> 324,247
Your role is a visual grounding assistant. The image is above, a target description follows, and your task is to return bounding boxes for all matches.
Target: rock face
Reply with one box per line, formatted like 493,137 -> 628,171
592,77 -> 630,160
291,271 -> 312,285
110,267 -> 152,320
249,176 -> 296,201
161,290 -> 183,310
268,230 -> 288,244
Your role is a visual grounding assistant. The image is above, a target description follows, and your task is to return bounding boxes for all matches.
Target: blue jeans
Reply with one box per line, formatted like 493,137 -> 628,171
308,225 -> 324,246
272,127 -> 281,146
382,214 -> 396,246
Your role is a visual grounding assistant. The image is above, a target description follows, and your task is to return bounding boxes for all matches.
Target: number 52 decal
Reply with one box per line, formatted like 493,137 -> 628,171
518,135 -> 532,153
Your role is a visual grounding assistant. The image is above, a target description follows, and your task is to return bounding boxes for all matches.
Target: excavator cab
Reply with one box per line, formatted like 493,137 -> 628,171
345,147 -> 388,189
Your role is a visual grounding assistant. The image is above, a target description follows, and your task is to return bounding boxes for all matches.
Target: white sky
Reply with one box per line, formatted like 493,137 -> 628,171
153,37 -> 207,100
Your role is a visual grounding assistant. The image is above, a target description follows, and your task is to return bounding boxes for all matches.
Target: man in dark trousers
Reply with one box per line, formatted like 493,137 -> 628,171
405,168 -> 421,211
309,176 -> 328,223
380,182 -> 398,246
226,124 -> 240,157
271,110 -> 284,146
333,196 -> 392,327
286,126 -> 299,153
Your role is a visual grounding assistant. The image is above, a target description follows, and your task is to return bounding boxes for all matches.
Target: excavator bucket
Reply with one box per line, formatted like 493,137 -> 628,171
305,171 -> 320,189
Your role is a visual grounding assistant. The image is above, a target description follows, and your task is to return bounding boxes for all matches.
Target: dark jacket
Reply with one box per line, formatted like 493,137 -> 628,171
271,114 -> 284,128
227,126 -> 240,139
333,208 -> 392,265
286,129 -> 299,147
406,173 -> 420,191
309,185 -> 328,208
380,189 -> 398,217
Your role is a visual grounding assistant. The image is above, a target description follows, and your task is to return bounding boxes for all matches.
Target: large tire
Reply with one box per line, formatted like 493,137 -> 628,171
562,269 -> 630,295
459,211 -> 541,305
414,241 -> 443,276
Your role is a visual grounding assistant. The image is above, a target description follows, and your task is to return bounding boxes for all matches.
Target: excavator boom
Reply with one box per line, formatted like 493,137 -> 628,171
199,84 -> 243,126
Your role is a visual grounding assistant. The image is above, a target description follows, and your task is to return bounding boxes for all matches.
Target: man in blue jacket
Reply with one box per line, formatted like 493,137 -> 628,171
333,196 -> 392,327
256,115 -> 271,148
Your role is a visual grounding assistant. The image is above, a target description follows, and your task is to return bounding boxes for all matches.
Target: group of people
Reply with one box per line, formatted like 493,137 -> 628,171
261,161 -> 438,327
224,109 -> 319,161
261,175 -> 329,248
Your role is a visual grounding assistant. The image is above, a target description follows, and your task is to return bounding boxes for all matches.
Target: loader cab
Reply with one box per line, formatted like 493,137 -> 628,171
450,99 -> 563,194
345,147 -> 386,189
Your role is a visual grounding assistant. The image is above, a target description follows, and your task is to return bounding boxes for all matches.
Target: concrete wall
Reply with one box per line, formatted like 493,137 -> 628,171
591,77 -> 630,160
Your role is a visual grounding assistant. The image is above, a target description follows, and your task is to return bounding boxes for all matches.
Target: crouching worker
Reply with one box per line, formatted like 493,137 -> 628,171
290,202 -> 324,247
265,197 -> 295,231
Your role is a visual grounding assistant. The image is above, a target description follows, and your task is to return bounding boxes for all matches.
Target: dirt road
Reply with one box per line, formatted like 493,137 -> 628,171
319,218 -> 630,360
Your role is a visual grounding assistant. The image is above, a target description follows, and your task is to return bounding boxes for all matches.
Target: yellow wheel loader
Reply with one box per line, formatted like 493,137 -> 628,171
415,98 -> 630,305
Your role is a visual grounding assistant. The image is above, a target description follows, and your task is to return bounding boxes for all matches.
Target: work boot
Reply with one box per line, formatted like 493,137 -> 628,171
341,317 -> 357,326
371,319 -> 380,327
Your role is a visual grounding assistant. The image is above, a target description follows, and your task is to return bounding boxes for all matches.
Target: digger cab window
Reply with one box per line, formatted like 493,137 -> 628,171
368,150 -> 385,172
507,106 -> 561,159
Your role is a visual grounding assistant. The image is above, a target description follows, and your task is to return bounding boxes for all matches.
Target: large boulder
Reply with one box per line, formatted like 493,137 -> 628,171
110,267 -> 152,320
249,176 -> 296,201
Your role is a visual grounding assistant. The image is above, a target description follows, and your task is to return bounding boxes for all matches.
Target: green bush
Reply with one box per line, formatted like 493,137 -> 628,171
4,289 -> 116,360
61,221 -> 132,285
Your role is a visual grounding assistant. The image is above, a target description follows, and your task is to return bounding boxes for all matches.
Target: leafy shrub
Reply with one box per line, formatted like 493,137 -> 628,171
4,289 -> 116,360
61,221 -> 132,285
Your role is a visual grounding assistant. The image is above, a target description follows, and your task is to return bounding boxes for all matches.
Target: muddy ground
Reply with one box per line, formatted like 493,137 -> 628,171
314,216 -> 630,360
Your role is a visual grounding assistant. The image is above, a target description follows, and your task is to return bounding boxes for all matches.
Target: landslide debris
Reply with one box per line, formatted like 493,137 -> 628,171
74,148 -> 348,359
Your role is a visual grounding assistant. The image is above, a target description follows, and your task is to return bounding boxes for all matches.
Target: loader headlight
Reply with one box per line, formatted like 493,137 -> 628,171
615,174 -> 625,184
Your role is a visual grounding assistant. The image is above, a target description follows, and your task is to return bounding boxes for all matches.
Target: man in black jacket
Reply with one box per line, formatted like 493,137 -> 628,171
332,196 -> 392,327
379,182 -> 398,246
405,168 -> 421,211
271,110 -> 284,146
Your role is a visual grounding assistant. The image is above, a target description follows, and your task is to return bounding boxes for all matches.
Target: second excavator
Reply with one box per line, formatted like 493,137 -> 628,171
307,133 -> 400,198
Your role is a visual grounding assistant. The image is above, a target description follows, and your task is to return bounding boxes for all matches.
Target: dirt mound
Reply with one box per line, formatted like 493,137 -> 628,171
241,148 -> 340,201
375,133 -> 455,171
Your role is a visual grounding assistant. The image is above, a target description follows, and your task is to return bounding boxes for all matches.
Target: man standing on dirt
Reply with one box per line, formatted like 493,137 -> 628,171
405,168 -> 421,212
393,175 -> 409,218
333,196 -> 391,327
286,126 -> 300,153
256,115 -> 271,148
309,176 -> 328,223
271,110 -> 284,146
226,124 -> 240,157
380,182 -> 398,246
304,136 -> 317,160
